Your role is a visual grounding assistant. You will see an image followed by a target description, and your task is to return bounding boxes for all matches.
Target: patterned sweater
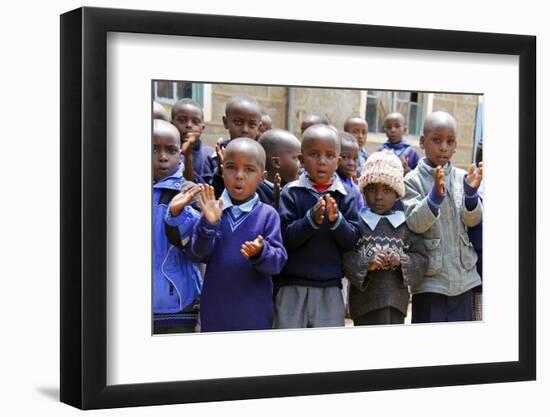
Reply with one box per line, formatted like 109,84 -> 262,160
343,210 -> 427,318
189,200 -> 287,332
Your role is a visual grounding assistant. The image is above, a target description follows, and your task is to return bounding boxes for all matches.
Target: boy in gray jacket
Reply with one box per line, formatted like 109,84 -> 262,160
402,111 -> 483,323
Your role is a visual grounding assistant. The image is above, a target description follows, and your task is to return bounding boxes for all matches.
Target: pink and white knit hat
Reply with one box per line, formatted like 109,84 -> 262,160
358,150 -> 405,198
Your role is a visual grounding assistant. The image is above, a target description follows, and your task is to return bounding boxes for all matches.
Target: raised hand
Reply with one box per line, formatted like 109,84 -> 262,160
465,161 -> 483,189
215,140 -> 225,175
273,172 -> 282,210
324,194 -> 339,222
241,235 -> 264,259
401,155 -> 409,171
197,184 -> 223,224
312,197 -> 326,225
169,184 -> 202,217
181,132 -> 200,156
434,165 -> 445,195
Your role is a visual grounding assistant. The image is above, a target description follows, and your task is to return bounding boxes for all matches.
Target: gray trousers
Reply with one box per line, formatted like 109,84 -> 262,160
273,285 -> 345,329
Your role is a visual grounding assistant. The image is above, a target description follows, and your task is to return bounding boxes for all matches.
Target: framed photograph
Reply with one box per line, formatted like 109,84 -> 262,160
60,6 -> 536,410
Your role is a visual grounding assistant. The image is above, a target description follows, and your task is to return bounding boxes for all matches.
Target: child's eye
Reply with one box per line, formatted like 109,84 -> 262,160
233,119 -> 243,126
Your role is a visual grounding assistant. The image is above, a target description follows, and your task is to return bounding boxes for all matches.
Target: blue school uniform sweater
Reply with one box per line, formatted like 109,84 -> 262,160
379,140 -> 420,171
190,140 -> 217,185
189,192 -> 287,332
276,173 -> 360,288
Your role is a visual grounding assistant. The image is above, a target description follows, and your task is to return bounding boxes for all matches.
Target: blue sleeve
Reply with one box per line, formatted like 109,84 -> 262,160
428,185 -> 445,216
250,209 -> 288,276
328,194 -> 360,250
279,189 -> 318,250
189,216 -> 220,263
463,176 -> 480,211
408,148 -> 420,170
164,205 -> 200,240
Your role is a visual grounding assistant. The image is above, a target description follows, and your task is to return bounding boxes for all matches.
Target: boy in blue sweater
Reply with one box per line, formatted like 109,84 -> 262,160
257,128 -> 301,208
190,138 -> 287,332
152,120 -> 203,333
378,112 -> 420,173
210,95 -> 263,197
337,131 -> 365,210
275,124 -> 360,329
171,98 -> 217,185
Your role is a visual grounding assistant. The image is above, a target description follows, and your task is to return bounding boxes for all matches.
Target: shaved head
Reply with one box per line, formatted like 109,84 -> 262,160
259,129 -> 300,160
385,112 -> 406,125
302,124 -> 340,153
422,111 -> 458,135
224,137 -> 266,170
153,119 -> 180,142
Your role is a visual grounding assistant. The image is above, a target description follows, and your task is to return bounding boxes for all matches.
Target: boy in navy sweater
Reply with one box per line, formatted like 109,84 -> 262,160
274,124 -> 360,328
171,98 -> 217,185
257,128 -> 301,208
190,138 -> 287,332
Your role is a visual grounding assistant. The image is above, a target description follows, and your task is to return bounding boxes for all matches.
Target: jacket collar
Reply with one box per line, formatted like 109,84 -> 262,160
153,163 -> 184,191
360,208 -> 406,230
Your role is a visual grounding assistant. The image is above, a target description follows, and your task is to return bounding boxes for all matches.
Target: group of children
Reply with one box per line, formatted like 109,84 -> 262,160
152,94 -> 483,333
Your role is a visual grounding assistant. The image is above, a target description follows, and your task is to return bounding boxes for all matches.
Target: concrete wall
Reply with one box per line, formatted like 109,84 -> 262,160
157,84 -> 480,170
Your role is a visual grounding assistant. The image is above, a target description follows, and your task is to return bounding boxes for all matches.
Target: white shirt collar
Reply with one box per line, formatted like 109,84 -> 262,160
288,172 -> 348,195
221,189 -> 259,212
360,208 -> 406,230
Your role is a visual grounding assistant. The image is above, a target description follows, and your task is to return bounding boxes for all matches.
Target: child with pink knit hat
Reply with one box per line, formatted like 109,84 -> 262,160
343,150 -> 427,325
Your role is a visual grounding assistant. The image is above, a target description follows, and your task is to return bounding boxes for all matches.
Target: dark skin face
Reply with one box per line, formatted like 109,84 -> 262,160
345,119 -> 368,148
383,114 -> 406,144
273,143 -> 301,184
300,131 -> 340,184
171,103 -> 204,144
222,146 -> 266,203
420,123 -> 457,167
258,115 -> 273,135
223,102 -> 262,140
337,142 -> 359,179
153,127 -> 181,181
364,182 -> 398,215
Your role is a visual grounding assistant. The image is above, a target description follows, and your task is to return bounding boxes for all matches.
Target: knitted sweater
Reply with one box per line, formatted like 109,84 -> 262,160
276,173 -> 360,287
189,201 -> 287,332
343,210 -> 427,317
402,159 -> 482,296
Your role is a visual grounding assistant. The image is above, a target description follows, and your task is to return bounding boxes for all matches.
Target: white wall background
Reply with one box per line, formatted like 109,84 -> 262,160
0,0 -> 546,415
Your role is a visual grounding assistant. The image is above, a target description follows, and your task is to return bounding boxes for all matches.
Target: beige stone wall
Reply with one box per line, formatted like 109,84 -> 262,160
291,87 -> 364,137
202,84 -> 287,147
431,94 -> 479,169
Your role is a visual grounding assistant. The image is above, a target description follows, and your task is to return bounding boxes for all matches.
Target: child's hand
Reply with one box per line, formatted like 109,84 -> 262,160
465,162 -> 483,189
434,165 -> 445,195
351,173 -> 358,185
312,197 -> 326,225
181,132 -> 200,156
169,184 -> 201,217
241,235 -> 264,259
401,155 -> 409,171
368,251 -> 388,271
215,138 -> 225,175
385,249 -> 401,269
273,172 -> 282,210
197,184 -> 223,224
324,194 -> 339,223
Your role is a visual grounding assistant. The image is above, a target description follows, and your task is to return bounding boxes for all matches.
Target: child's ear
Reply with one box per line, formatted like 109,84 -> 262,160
222,115 -> 228,129
419,136 -> 425,149
298,154 -> 304,165
271,156 -> 281,170
262,170 -> 268,181
404,124 -> 409,134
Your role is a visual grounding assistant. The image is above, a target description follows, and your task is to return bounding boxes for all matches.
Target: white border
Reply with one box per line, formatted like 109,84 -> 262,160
107,32 -> 518,385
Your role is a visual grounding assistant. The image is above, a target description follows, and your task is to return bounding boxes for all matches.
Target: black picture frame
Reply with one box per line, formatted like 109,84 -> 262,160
60,6 -> 536,410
